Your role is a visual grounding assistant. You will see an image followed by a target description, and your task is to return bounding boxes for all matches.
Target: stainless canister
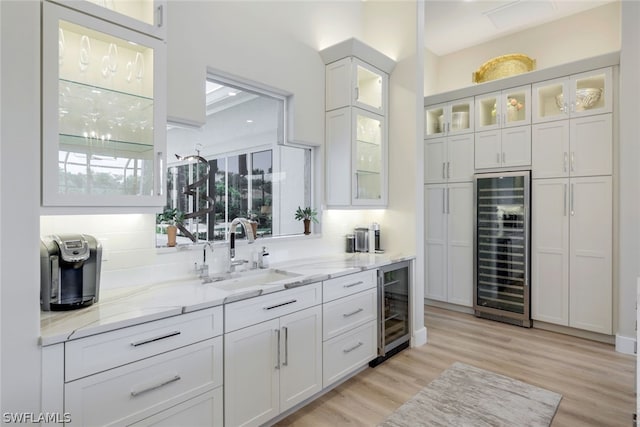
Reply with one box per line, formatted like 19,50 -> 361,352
354,227 -> 369,253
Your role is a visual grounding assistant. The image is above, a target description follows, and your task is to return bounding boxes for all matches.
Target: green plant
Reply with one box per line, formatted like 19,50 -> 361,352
294,206 -> 318,223
156,208 -> 185,226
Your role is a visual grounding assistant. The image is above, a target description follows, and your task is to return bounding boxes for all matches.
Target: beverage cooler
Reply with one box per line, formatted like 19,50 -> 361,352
474,171 -> 531,327
370,261 -> 411,367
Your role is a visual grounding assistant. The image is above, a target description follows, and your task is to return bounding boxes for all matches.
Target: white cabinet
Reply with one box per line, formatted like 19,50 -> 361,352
424,182 -> 473,307
321,270 -> 377,387
425,98 -> 474,139
531,176 -> 612,334
62,307 -> 224,426
425,133 -> 474,184
532,67 -> 613,123
326,107 -> 387,207
326,57 -> 388,116
42,2 -> 166,208
47,0 -> 167,40
475,126 -> 531,170
532,114 -> 612,179
475,85 -> 531,131
224,285 -> 323,427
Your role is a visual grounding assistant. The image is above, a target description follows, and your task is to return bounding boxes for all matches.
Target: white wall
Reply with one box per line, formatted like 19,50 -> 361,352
1,0 -> 42,416
427,1 -> 621,95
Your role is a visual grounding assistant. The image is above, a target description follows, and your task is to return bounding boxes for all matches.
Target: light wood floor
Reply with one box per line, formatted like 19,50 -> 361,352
276,306 -> 636,427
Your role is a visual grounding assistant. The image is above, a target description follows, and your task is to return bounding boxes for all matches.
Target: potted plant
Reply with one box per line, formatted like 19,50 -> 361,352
157,208 -> 185,247
294,206 -> 318,235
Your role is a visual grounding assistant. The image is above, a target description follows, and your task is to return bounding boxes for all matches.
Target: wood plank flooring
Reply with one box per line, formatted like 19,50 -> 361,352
276,306 -> 635,427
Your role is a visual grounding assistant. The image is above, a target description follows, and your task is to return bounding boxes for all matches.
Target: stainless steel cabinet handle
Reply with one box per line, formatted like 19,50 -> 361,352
355,87 -> 359,101
447,161 -> 451,179
157,5 -> 164,27
442,162 -> 446,179
502,152 -> 506,164
570,183 -> 575,216
343,308 -> 364,318
570,152 -> 575,172
130,331 -> 181,347
263,299 -> 297,310
563,184 -> 567,216
442,188 -> 446,214
343,281 -> 363,289
446,187 -> 450,214
275,329 -> 281,370
131,374 -> 180,397
343,342 -> 364,354
563,152 -> 568,173
496,152 -> 501,164
282,327 -> 289,367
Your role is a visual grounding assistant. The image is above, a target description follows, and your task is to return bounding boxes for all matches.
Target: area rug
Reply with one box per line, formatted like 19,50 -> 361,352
379,362 -> 562,427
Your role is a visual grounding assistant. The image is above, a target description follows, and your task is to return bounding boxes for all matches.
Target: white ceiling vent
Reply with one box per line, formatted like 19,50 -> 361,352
483,0 -> 557,30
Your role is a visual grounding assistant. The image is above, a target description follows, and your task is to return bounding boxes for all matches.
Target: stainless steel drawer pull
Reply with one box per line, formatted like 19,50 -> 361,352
343,281 -> 364,289
343,342 -> 364,354
130,331 -> 181,347
131,374 -> 181,397
343,308 -> 364,318
264,299 -> 297,310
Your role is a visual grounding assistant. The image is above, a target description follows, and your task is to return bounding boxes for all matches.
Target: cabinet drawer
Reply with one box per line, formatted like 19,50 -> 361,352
225,283 -> 321,333
323,288 -> 377,341
131,388 -> 223,427
323,270 -> 376,302
65,306 -> 223,381
65,337 -> 223,427
322,321 -> 376,387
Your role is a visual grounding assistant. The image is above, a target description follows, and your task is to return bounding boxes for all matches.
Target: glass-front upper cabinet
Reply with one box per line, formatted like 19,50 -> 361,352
42,2 -> 166,208
353,110 -> 385,205
532,67 -> 612,124
47,0 -> 166,40
475,85 -> 531,132
425,98 -> 474,139
326,57 -> 388,116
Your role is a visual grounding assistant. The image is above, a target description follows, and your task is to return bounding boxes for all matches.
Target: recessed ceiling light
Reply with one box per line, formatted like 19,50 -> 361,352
228,91 -> 237,96
246,119 -> 253,123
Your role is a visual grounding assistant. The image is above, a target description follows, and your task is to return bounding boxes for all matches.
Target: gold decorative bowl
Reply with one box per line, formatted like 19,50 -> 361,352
472,54 -> 536,83
555,88 -> 603,111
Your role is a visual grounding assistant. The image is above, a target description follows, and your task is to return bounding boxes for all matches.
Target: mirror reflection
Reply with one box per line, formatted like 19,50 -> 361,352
157,76 -> 311,247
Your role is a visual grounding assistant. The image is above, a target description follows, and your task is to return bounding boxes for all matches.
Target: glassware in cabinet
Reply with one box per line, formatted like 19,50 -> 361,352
43,2 -> 166,207
48,0 -> 166,40
354,112 -> 383,202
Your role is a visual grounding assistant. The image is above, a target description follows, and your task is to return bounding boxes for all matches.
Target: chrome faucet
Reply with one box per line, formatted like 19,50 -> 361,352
195,241 -> 215,279
228,217 -> 255,271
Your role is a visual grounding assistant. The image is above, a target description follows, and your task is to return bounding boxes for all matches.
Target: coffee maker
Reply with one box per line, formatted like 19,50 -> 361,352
40,234 -> 102,311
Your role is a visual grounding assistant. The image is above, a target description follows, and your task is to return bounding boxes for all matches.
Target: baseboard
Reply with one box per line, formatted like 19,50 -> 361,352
425,299 -> 474,315
412,326 -> 427,347
532,320 -> 615,345
615,334 -> 636,355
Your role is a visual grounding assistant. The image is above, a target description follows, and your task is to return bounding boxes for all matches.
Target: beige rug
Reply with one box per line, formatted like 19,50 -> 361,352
379,362 -> 562,427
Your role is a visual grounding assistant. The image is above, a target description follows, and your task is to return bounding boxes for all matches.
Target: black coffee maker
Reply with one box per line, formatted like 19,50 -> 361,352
40,234 -> 102,311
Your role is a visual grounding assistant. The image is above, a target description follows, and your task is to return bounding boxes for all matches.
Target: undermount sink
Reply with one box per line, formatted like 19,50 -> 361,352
204,268 -> 302,291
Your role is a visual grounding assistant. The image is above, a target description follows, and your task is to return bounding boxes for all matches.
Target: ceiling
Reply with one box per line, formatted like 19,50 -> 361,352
425,0 -> 615,56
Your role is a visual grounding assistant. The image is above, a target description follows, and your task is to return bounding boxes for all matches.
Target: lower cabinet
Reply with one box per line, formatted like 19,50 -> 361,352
424,182 -> 474,307
224,285 -> 323,427
531,176 -> 612,334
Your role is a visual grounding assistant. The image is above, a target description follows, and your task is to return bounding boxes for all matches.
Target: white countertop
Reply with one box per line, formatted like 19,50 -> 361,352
40,253 -> 414,346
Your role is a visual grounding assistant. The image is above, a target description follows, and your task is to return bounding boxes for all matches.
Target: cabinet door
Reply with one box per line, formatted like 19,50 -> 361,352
447,133 -> 474,182
569,67 -> 613,117
424,137 -> 446,184
569,114 -> 612,177
279,306 -> 322,413
352,109 -> 386,206
42,2 -> 166,208
326,58 -> 352,112
325,108 -> 351,207
475,91 -> 500,132
474,131 -> 501,170
50,0 -> 167,40
532,77 -> 570,123
449,98 -> 474,135
532,120 -> 570,179
424,184 -> 447,301
425,103 -> 446,139
502,85 -> 531,128
224,319 -> 279,427
501,126 -> 531,168
569,176 -> 612,334
531,179 -> 569,325
353,58 -> 387,115
447,182 -> 473,307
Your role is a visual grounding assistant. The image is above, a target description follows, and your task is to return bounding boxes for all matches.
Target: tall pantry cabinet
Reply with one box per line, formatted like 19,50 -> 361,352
424,98 -> 474,307
531,67 -> 614,334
